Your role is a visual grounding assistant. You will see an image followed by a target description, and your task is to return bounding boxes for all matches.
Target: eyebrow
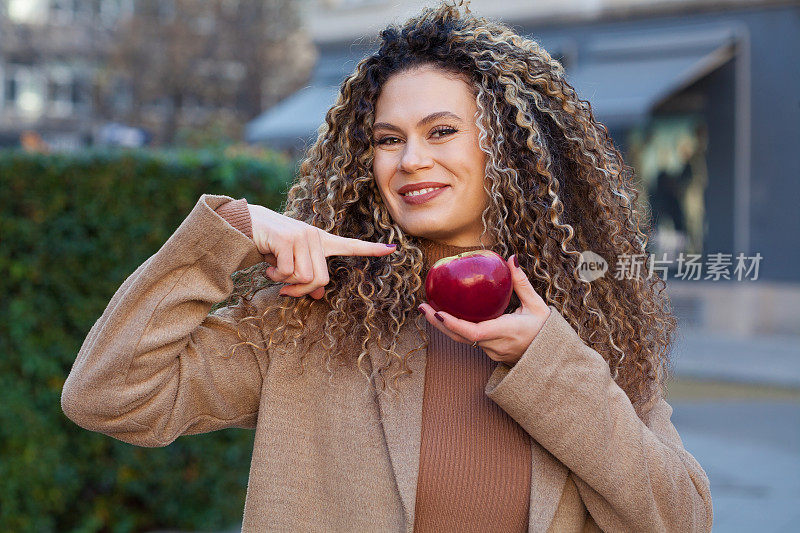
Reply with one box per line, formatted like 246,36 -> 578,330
373,111 -> 463,133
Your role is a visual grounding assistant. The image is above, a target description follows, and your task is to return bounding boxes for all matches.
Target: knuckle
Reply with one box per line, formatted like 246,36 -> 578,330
272,231 -> 290,246
296,272 -> 314,284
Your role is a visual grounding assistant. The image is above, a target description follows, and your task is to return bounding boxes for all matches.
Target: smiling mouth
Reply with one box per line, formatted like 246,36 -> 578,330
401,186 -> 447,197
399,185 -> 450,205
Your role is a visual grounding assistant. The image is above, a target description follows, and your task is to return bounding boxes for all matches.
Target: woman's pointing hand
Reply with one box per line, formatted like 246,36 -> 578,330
249,204 -> 398,299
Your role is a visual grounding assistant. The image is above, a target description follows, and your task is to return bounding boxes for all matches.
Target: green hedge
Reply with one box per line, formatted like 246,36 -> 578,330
0,147 -> 295,532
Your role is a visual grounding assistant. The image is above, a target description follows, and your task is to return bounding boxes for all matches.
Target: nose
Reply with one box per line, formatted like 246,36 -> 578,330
398,138 -> 434,173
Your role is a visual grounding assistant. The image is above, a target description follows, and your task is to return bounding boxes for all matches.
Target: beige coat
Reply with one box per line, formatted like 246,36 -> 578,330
61,194 -> 713,532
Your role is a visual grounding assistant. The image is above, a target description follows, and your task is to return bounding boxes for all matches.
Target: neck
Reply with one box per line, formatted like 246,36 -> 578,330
416,236 -> 487,272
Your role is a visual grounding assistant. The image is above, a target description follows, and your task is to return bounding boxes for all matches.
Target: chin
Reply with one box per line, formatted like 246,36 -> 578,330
411,230 -> 457,243
402,212 -> 451,232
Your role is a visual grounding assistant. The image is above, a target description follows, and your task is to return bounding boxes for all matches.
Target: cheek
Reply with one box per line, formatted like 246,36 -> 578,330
456,155 -> 487,195
471,144 -> 487,174
372,155 -> 392,190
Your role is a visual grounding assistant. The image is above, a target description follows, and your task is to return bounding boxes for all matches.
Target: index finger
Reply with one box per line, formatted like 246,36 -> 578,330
321,233 -> 398,257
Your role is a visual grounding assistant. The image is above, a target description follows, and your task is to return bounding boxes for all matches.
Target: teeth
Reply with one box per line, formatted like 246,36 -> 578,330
402,186 -> 444,197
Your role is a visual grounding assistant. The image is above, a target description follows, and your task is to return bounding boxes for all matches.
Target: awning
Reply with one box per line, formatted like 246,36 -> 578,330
564,26 -> 737,128
245,84 -> 340,148
246,26 -> 738,147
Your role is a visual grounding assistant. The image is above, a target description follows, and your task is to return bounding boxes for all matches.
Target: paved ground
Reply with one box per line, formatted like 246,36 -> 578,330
672,329 -> 800,388
668,327 -> 800,531
670,397 -> 800,533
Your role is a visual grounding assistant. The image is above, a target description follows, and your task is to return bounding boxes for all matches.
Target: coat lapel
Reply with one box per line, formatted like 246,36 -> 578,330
368,322 -> 569,532
369,322 -> 428,531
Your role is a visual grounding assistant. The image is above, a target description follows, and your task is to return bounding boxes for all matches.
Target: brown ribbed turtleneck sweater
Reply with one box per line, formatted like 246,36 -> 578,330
413,237 -> 532,533
214,199 -> 532,532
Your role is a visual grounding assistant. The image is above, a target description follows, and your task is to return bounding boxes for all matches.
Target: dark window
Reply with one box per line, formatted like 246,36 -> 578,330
6,78 -> 17,102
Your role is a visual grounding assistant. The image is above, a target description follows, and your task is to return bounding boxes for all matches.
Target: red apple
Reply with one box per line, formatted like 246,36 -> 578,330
425,250 -> 513,322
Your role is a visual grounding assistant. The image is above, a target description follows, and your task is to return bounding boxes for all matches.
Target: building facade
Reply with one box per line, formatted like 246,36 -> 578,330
0,0 -> 315,148
0,0 -> 132,149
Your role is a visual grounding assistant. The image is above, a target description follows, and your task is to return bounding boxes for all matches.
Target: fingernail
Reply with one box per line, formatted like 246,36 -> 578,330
513,255 -> 519,268
418,305 -> 425,315
434,312 -> 444,322
385,243 -> 397,248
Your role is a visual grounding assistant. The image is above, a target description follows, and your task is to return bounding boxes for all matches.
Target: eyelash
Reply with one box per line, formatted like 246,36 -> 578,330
374,126 -> 458,146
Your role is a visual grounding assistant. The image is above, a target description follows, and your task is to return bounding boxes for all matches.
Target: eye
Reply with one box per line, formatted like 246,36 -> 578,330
373,126 -> 458,146
431,126 -> 458,138
375,136 -> 400,146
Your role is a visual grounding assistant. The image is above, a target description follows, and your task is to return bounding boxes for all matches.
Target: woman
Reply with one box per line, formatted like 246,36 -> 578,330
61,2 -> 713,531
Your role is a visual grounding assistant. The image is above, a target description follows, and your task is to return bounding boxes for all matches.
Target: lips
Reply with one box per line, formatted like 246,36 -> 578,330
397,181 -> 449,195
400,185 -> 449,205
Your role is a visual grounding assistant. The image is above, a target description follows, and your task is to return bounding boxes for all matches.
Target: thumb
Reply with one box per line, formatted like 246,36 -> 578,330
508,255 -> 545,310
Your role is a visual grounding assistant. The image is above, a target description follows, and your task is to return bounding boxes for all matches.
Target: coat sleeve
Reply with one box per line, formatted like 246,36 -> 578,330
61,193 -> 273,448
484,305 -> 713,532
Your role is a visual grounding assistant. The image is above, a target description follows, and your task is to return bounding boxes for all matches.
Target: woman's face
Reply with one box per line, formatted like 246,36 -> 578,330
372,65 -> 490,247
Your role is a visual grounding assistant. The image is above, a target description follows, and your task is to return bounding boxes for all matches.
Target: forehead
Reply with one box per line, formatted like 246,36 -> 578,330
374,67 -> 475,121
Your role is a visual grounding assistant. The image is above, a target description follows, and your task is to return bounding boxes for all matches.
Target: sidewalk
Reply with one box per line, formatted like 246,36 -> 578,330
671,328 -> 800,389
671,400 -> 800,532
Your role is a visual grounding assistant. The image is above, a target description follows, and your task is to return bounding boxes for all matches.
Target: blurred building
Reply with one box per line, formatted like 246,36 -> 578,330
0,0 -> 129,150
0,0 -> 315,149
247,0 -> 800,335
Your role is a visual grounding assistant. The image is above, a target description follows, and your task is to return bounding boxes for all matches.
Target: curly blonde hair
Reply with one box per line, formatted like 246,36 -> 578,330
217,0 -> 677,420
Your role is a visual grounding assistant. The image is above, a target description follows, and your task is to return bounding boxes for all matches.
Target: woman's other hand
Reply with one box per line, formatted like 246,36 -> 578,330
248,204 -> 398,299
418,254 -> 551,365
